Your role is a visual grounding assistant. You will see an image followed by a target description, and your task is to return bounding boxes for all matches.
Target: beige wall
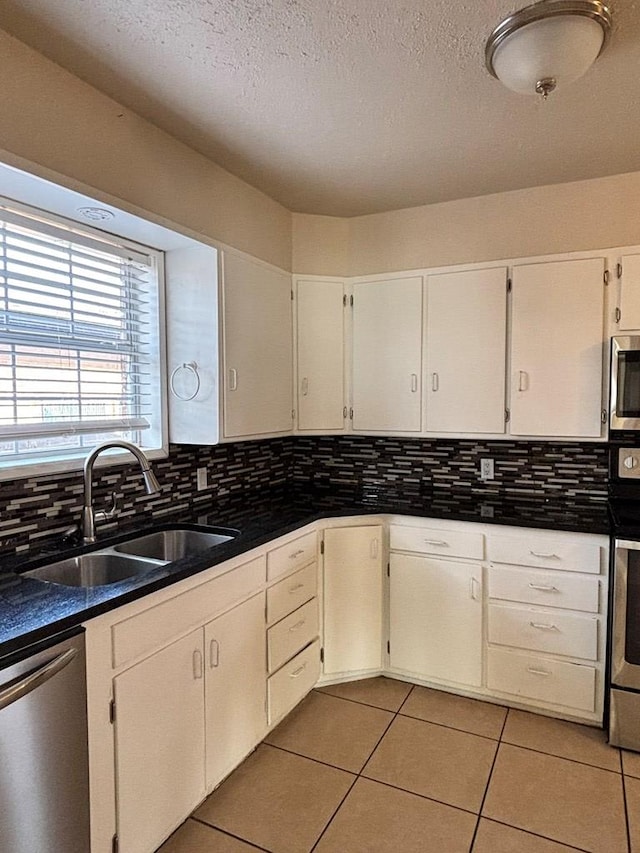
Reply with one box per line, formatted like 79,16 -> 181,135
292,214 -> 350,276
0,31 -> 292,270
293,171 -> 640,277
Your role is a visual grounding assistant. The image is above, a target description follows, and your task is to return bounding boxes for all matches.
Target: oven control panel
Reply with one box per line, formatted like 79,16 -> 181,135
618,448 -> 640,479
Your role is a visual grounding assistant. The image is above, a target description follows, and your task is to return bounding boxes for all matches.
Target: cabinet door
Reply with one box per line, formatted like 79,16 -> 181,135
114,629 -> 205,853
510,258 -> 605,437
296,279 -> 346,431
204,593 -> 267,790
352,278 -> 423,432
426,267 -> 507,433
323,525 -> 383,675
389,554 -> 482,687
222,251 -> 293,438
618,254 -> 640,331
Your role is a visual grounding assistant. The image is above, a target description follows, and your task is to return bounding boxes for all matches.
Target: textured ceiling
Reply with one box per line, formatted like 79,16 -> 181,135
0,0 -> 638,216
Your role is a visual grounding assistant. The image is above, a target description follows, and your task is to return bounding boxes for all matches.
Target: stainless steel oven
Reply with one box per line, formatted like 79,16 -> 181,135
610,336 -> 640,432
610,538 -> 640,749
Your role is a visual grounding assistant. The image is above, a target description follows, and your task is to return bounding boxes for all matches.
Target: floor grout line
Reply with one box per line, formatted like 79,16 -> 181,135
479,817 -> 592,853
620,747 -> 633,853
498,739 -> 624,775
313,686 -> 411,713
189,816 -> 272,851
467,704 -> 510,851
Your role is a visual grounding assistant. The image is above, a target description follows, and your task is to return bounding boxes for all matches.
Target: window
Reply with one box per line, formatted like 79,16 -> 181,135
0,199 -> 166,475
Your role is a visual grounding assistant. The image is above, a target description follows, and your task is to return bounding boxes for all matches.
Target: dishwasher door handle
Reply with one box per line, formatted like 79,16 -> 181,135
0,648 -> 78,711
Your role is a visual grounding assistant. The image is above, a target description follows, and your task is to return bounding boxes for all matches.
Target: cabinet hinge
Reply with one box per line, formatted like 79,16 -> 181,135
343,293 -> 348,306
112,834 -> 119,853
604,269 -> 610,286
386,640 -> 390,654
617,262 -> 623,279
320,539 -> 325,555
109,698 -> 116,724
504,408 -> 510,423
320,647 -> 324,663
602,408 -> 608,424
615,307 -> 622,323
350,294 -> 354,307
507,277 -> 512,292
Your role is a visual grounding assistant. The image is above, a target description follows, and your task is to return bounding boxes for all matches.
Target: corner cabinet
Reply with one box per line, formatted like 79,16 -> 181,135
351,277 -> 423,433
221,251 -> 293,439
509,257 -> 606,438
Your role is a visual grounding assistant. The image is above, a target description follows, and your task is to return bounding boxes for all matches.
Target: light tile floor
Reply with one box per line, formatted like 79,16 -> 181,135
158,678 -> 638,853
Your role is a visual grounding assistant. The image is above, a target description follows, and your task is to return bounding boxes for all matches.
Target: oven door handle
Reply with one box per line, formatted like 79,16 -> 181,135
615,539 -> 640,551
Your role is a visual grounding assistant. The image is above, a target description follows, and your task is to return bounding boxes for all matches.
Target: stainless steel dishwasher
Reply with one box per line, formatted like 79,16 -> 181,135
0,628 -> 90,853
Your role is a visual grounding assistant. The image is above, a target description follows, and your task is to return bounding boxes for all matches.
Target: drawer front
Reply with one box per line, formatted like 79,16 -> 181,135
267,562 -> 317,625
268,599 -> 319,674
488,535 -> 601,574
488,603 -> 599,661
267,639 -> 321,725
489,565 -> 601,613
487,647 -> 596,713
390,524 -> 484,560
267,530 -> 317,581
112,556 -> 265,668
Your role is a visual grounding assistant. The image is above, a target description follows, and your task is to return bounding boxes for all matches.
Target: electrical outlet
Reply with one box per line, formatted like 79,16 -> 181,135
196,467 -> 208,491
480,458 -> 494,480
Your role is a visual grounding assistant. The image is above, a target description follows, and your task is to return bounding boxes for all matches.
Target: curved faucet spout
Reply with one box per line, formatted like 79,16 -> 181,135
82,440 -> 161,544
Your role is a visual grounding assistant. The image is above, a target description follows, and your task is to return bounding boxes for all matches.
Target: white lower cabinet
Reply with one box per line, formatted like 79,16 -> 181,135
389,553 -> 483,687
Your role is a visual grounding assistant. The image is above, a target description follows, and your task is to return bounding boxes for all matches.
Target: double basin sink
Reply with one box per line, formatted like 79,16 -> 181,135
23,527 -> 238,588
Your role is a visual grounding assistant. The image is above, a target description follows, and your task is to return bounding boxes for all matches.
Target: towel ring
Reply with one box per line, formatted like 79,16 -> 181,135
170,361 -> 201,401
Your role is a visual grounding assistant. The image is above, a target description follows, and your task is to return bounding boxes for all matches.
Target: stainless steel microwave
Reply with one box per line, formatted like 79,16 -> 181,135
611,336 -> 640,431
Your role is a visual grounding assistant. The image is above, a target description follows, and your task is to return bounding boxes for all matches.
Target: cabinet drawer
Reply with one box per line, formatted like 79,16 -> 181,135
488,603 -> 599,661
487,647 -> 596,713
390,524 -> 484,560
112,556 -> 265,668
267,562 -> 317,625
267,530 -> 317,581
489,566 -> 601,613
268,599 -> 319,674
267,639 -> 321,725
488,535 -> 601,574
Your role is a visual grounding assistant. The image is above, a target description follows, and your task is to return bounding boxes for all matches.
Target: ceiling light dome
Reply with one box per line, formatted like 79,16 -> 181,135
485,0 -> 612,98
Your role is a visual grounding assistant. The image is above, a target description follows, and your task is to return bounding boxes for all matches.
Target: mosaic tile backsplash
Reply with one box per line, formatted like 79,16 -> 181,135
0,435 -> 608,556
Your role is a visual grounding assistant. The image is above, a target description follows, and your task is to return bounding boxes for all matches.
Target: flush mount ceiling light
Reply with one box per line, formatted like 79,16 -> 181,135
485,0 -> 612,98
77,206 -> 115,222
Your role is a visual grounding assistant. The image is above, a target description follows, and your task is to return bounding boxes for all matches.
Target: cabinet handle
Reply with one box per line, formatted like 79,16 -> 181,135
290,662 -> 308,678
288,619 -> 306,633
424,539 -> 449,547
518,370 -> 528,392
288,582 -> 305,593
209,638 -> 220,668
528,582 -> 559,592
192,649 -> 204,680
469,577 -> 480,601
228,368 -> 238,391
301,377 -> 309,396
370,538 -> 379,559
529,550 -> 560,560
410,373 -> 418,393
527,666 -> 551,677
289,549 -> 305,559
529,621 -> 559,631
431,372 -> 439,392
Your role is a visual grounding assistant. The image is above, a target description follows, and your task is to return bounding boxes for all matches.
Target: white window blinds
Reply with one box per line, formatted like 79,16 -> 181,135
0,202 -> 163,463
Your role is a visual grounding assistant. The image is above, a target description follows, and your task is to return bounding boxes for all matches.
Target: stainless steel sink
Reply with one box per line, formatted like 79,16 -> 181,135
23,553 -> 164,587
113,527 -> 237,561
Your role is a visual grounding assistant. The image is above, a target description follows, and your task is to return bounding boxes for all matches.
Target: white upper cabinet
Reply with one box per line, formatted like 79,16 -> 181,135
221,251 -> 293,439
295,279 -> 346,432
352,277 -> 423,432
426,267 -> 508,433
510,258 -> 605,438
617,253 -> 640,331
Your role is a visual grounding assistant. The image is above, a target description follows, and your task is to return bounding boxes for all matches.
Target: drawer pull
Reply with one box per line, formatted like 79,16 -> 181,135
529,550 -> 560,560
527,666 -> 551,677
424,539 -> 449,547
469,577 -> 480,601
193,649 -> 204,680
209,638 -> 220,668
288,619 -> 306,633
528,582 -> 559,592
288,583 -> 305,593
529,621 -> 559,631
290,662 -> 308,678
289,549 -> 306,559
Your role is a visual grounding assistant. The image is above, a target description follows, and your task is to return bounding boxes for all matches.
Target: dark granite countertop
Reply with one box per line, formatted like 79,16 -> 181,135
0,487 -> 610,661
